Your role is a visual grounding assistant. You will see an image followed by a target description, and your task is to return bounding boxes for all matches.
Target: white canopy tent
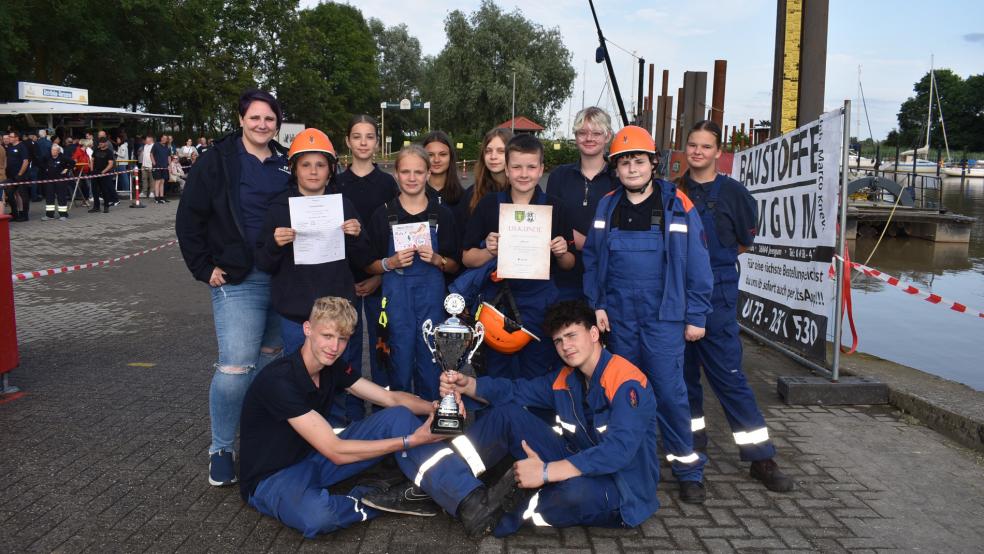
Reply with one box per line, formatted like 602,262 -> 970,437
0,100 -> 181,129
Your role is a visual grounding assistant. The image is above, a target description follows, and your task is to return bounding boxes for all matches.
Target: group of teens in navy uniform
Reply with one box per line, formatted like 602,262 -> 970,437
230,107 -> 794,539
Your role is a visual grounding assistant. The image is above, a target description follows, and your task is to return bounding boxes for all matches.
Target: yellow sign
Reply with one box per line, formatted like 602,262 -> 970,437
779,0 -> 803,134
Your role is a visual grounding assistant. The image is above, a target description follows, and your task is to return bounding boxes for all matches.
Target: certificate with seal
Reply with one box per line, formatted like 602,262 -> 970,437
288,194 -> 345,265
497,203 -> 552,280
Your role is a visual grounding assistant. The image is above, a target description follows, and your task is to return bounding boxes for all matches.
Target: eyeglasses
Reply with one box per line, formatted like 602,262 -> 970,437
575,130 -> 606,140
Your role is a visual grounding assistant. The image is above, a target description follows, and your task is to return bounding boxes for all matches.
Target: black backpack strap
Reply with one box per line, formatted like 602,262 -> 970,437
386,201 -> 400,228
427,200 -> 439,229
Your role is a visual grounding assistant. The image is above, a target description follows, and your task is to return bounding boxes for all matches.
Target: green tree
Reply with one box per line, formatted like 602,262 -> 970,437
0,0 -> 296,138
276,2 -> 379,141
369,18 -> 426,145
157,0 -> 298,136
896,69 -> 969,152
420,0 -> 576,135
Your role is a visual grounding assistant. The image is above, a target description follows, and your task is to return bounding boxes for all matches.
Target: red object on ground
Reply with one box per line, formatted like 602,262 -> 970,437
0,214 -> 19,374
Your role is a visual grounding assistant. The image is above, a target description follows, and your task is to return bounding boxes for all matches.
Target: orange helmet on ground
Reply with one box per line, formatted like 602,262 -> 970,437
476,302 -> 540,354
609,125 -> 656,160
288,128 -> 337,162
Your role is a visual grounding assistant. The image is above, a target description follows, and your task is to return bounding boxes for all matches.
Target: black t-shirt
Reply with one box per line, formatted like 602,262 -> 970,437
545,162 -> 617,292
463,189 -> 574,286
368,198 -> 459,262
5,143 -> 28,179
239,351 -> 360,500
615,189 -> 664,231
331,166 -> 399,282
462,188 -> 573,251
91,147 -> 114,173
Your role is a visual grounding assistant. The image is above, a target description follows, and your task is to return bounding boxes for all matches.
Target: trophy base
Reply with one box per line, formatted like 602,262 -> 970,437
431,413 -> 466,435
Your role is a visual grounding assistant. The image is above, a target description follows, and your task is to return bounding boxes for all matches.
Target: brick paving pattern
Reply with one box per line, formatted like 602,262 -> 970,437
2,200 -> 984,552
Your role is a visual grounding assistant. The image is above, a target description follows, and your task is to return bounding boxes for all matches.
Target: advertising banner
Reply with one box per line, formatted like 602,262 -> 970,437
730,109 -> 843,362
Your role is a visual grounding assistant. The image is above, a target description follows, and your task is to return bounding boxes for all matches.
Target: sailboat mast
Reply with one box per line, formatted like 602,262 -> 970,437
924,55 -> 933,154
856,65 -> 862,143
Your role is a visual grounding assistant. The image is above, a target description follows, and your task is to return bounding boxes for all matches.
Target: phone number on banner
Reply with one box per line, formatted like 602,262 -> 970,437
739,292 -> 825,361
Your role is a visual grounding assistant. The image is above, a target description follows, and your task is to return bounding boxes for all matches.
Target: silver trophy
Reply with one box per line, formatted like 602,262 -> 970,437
422,293 -> 484,435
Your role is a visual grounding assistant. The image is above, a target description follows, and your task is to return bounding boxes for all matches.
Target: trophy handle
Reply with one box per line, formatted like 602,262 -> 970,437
421,319 -> 437,363
466,322 -> 485,365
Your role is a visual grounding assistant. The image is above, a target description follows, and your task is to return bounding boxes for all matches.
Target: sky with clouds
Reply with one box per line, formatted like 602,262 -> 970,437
301,0 -> 983,140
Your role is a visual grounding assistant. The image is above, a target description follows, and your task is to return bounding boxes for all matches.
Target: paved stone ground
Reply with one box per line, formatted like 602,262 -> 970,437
3,198 -> 984,553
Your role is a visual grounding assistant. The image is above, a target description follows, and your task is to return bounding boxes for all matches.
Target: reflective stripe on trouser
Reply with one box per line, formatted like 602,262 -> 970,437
248,407 -> 480,538
683,279 -> 775,462
607,301 -> 706,482
248,449 -> 382,538
246,407 -> 466,538
459,404 -> 625,536
359,406 -> 480,517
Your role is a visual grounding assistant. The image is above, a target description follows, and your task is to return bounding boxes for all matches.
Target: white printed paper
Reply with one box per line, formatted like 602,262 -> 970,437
392,222 -> 432,251
288,194 -> 345,265
497,203 -> 552,280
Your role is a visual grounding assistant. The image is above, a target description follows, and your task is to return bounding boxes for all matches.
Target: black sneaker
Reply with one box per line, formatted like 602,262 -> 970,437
679,480 -> 706,504
750,459 -> 795,492
360,481 -> 440,516
88,208 -> 100,213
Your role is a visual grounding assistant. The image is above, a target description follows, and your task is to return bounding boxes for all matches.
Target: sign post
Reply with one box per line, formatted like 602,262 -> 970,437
831,99 -> 851,382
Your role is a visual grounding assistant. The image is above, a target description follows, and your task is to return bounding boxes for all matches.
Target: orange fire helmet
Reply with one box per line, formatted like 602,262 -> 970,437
609,125 -> 656,160
288,128 -> 337,162
475,302 -> 540,354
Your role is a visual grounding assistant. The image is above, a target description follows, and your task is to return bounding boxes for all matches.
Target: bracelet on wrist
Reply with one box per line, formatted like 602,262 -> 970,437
402,435 -> 410,457
381,257 -> 392,272
542,462 -> 549,484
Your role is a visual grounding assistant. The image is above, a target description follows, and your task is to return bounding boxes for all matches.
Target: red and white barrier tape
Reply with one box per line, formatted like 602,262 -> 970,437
1,165 -> 177,189
11,240 -> 178,283
830,255 -> 984,319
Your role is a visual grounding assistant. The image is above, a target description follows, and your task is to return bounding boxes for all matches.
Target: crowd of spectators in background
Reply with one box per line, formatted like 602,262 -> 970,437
1,127 -> 214,221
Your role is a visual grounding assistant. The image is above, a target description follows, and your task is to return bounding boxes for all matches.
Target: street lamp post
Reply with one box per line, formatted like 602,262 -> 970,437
379,101 -> 386,158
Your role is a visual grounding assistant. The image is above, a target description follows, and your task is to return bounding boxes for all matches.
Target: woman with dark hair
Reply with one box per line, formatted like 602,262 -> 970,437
456,128 -> 512,231
678,120 -> 793,493
329,114 -> 399,421
420,131 -> 464,207
175,88 -> 291,488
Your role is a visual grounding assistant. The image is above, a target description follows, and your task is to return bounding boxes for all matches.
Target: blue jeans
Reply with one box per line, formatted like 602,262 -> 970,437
209,268 -> 283,455
116,163 -> 131,193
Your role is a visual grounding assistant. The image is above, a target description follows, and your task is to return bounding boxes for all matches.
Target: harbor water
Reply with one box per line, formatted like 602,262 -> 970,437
842,177 -> 984,391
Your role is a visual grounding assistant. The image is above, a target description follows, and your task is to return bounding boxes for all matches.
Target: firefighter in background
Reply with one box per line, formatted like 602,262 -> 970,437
679,120 -> 794,492
582,125 -> 713,504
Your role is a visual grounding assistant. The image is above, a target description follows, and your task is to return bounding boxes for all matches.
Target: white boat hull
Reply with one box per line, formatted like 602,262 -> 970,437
943,167 -> 984,178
